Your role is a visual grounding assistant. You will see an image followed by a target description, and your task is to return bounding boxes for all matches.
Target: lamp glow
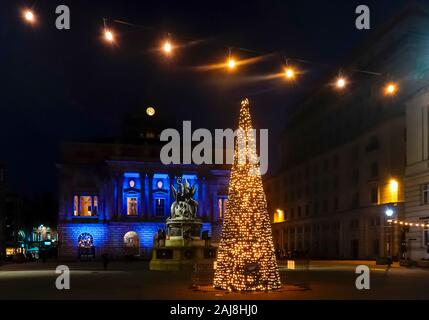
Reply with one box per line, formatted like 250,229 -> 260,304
385,208 -> 394,217
385,83 -> 397,95
163,41 -> 173,55
227,58 -> 237,70
389,179 -> 398,193
23,10 -> 35,23
274,209 -> 285,223
336,77 -> 346,89
284,67 -> 295,80
104,30 -> 114,42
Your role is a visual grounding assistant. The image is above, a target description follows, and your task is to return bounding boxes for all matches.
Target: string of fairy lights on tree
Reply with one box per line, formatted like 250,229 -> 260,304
213,98 -> 281,291
19,6 -> 400,96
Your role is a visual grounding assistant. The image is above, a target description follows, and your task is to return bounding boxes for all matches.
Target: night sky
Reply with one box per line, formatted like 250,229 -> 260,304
1,0 -> 408,196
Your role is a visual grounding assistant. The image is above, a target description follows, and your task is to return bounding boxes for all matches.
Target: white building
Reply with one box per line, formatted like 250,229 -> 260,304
404,88 -> 429,261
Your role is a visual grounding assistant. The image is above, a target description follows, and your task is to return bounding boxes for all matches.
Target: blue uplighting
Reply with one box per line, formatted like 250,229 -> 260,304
123,172 -> 140,178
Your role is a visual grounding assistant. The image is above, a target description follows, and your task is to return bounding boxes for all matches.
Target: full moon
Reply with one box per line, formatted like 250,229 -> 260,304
146,107 -> 156,116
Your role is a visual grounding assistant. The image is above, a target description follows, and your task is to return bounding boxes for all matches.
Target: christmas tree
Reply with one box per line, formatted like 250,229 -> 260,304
213,98 -> 281,291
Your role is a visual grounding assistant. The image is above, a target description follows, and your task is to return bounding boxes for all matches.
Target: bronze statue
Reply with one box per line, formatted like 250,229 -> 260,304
170,177 -> 198,219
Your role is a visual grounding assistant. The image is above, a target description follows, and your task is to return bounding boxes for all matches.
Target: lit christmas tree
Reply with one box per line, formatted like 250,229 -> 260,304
214,98 -> 281,291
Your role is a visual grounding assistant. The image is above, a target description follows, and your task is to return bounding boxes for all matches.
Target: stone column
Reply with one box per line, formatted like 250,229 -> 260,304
168,173 -> 176,217
147,172 -> 153,217
198,175 -> 208,219
117,174 -> 123,220
144,173 -> 151,218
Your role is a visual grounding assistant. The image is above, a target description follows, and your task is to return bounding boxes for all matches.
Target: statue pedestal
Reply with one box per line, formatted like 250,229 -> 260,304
149,218 -> 216,271
149,178 -> 216,271
165,238 -> 206,247
149,239 -> 215,271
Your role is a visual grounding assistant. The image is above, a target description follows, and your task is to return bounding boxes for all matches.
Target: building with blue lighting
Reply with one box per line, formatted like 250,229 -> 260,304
57,139 -> 230,260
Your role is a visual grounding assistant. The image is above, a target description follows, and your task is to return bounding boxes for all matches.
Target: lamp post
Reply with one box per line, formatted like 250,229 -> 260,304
385,206 -> 395,257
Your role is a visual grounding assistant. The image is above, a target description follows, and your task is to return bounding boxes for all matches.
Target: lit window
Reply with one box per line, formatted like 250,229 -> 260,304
80,196 -> 93,216
274,209 -> 285,223
389,179 -> 398,203
127,197 -> 138,216
218,198 -> 228,219
74,195 -> 98,217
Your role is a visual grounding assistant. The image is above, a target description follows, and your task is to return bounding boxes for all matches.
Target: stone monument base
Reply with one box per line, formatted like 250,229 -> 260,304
149,242 -> 216,271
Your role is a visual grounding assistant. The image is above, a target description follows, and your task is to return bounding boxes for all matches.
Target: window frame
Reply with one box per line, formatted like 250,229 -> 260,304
73,194 -> 98,217
127,197 -> 138,216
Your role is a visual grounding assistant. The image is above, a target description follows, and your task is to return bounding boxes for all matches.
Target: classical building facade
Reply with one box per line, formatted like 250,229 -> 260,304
57,108 -> 230,260
404,88 -> 429,261
266,5 -> 429,260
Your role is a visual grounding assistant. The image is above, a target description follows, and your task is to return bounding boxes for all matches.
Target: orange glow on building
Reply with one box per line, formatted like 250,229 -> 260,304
273,209 -> 285,223
379,178 -> 402,204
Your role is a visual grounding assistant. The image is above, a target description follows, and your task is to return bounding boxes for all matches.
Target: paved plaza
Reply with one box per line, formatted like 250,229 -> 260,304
0,260 -> 428,300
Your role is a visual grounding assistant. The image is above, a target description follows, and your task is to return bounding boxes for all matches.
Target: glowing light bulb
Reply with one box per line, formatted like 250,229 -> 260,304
104,30 -> 114,42
336,77 -> 346,89
385,208 -> 394,217
23,10 -> 35,23
284,67 -> 295,80
228,58 -> 236,70
163,41 -> 172,55
385,82 -> 397,95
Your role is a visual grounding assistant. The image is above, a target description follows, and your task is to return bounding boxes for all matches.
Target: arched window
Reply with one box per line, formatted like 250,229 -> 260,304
124,231 -> 140,256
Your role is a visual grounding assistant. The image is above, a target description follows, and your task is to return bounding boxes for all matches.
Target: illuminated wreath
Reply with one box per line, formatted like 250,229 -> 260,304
78,233 -> 94,248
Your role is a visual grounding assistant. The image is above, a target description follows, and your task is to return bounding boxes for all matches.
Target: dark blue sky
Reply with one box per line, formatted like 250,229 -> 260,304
1,0 -> 408,195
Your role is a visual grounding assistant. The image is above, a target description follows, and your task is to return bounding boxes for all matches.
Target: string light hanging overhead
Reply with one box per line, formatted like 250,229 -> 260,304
387,219 -> 428,228
384,82 -> 398,95
17,8 -> 402,97
162,33 -> 174,56
336,76 -> 347,89
102,18 -> 115,43
226,48 -> 237,71
283,59 -> 297,81
23,9 -> 35,23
